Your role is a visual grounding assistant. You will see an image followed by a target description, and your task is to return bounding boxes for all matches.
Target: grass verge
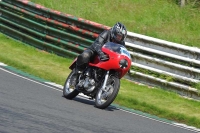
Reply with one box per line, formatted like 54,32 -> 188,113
1,33 -> 200,128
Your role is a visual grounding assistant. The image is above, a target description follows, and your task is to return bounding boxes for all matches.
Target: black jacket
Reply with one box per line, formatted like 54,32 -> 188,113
89,29 -> 125,55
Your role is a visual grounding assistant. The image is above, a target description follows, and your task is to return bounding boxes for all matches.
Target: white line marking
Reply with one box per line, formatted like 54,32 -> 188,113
0,62 -> 7,66
0,67 -> 62,92
45,82 -> 63,89
0,66 -> 199,132
115,108 -> 200,132
0,67 -> 89,99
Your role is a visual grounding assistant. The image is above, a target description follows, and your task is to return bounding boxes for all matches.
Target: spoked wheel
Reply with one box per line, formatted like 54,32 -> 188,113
95,75 -> 120,109
63,69 -> 79,99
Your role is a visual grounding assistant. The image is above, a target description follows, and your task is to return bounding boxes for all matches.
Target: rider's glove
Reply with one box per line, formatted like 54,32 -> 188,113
99,52 -> 109,61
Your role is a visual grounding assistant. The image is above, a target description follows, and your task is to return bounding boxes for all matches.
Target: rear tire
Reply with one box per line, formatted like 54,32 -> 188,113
63,69 -> 79,99
95,75 -> 120,109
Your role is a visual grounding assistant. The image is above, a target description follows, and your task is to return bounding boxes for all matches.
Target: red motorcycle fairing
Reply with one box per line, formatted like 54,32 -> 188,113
69,42 -> 131,79
89,46 -> 131,78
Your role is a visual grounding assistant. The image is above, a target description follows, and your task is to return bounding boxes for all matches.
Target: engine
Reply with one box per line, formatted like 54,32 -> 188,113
78,77 -> 95,92
77,68 -> 96,92
77,67 -> 105,92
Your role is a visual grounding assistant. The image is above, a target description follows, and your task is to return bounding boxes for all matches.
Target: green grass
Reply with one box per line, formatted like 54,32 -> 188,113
1,33 -> 200,128
118,80 -> 200,125
31,0 -> 200,47
0,34 -> 71,84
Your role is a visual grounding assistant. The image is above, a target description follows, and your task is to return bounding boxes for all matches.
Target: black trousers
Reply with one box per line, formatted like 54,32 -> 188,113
76,48 -> 95,71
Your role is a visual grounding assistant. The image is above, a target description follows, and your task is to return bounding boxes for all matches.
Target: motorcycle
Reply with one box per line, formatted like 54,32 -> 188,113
63,42 -> 131,109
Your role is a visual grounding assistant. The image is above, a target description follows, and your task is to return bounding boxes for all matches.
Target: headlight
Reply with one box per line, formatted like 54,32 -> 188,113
119,59 -> 128,69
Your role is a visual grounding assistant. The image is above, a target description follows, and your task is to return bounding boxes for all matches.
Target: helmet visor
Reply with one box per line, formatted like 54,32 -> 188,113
114,33 -> 123,42
116,34 -> 123,41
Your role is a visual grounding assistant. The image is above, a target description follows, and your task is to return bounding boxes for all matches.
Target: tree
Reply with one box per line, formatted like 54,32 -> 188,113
180,0 -> 187,7
178,0 -> 200,7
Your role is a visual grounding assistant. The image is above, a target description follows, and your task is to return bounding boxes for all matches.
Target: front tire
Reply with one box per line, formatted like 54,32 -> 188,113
95,75 -> 120,109
63,69 -> 79,99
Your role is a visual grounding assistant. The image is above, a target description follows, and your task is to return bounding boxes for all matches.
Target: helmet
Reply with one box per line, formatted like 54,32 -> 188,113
111,22 -> 127,43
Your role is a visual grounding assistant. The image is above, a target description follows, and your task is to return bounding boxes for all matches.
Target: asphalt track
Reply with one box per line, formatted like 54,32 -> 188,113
0,66 -> 199,133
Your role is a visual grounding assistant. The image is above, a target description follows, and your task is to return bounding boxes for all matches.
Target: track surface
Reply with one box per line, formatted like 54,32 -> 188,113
0,68 -> 198,133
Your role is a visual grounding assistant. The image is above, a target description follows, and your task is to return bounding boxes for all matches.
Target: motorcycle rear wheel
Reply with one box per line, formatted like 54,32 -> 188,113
95,75 -> 120,109
63,69 -> 79,99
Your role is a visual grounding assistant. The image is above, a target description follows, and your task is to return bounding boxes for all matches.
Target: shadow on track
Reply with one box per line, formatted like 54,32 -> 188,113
63,96 -> 119,111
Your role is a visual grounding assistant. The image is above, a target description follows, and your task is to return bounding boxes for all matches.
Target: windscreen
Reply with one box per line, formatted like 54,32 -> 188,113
103,42 -> 131,59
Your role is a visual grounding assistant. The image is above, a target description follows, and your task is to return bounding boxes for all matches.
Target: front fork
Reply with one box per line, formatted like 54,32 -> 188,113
101,71 -> 109,91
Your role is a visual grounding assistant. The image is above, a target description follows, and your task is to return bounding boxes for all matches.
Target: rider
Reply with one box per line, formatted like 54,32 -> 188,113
72,22 -> 127,85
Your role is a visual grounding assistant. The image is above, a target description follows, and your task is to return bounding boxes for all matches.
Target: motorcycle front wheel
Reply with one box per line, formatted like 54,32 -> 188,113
63,69 -> 79,99
95,75 -> 120,109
